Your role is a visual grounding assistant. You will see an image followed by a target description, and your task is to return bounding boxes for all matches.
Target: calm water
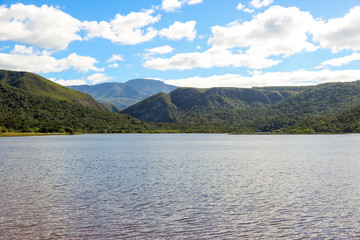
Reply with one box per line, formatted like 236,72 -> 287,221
1,134 -> 360,239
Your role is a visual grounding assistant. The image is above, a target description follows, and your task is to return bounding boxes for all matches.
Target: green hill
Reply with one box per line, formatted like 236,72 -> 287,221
121,86 -> 304,123
0,70 -> 106,111
273,81 -> 360,116
122,81 -> 360,133
0,70 -> 156,133
69,79 -> 177,109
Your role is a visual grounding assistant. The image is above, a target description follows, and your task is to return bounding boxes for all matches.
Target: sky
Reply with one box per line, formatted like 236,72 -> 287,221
1,0 -> 360,88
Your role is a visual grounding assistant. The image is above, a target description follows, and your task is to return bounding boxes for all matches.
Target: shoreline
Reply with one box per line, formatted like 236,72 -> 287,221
0,132 -> 73,137
0,131 -> 352,137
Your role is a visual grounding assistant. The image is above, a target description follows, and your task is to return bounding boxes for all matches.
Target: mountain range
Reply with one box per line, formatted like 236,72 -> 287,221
2,69 -> 360,134
69,79 -> 177,109
122,81 -> 360,133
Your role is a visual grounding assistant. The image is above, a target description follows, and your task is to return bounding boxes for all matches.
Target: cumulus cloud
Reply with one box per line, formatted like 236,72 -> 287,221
0,45 -> 103,73
0,3 -> 81,50
83,11 -> 160,45
209,6 -> 318,56
164,69 -> 360,88
161,0 -> 203,12
160,21 -> 197,41
145,6 -> 317,71
312,6 -> 360,52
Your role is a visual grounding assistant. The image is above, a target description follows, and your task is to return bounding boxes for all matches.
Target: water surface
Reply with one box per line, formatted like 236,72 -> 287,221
1,134 -> 360,239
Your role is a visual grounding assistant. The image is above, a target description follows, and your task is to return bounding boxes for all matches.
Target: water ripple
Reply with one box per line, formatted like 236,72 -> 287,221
1,134 -> 360,239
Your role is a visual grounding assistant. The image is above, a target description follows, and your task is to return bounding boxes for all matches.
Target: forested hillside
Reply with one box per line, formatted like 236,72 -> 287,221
122,81 -> 360,133
0,70 -> 156,133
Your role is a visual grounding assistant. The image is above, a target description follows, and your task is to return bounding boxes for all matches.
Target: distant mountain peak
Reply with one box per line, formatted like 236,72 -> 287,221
69,78 -> 177,109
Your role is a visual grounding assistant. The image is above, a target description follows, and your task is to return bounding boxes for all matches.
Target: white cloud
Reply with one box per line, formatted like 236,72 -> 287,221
83,11 -> 160,45
250,0 -> 273,9
107,63 -> 119,68
62,53 -> 104,72
145,45 -> 174,55
319,52 -> 360,67
51,78 -> 87,86
144,47 -> 280,70
161,0 -> 183,12
209,6 -> 318,57
87,73 -> 113,84
312,6 -> 360,52
243,8 -> 255,13
0,3 -> 81,50
145,6 -> 317,71
0,45 -> 103,73
161,0 -> 203,12
237,3 -> 245,11
52,73 -> 113,86
187,0 -> 203,5
107,54 -> 124,63
160,21 -> 197,41
164,69 -> 360,88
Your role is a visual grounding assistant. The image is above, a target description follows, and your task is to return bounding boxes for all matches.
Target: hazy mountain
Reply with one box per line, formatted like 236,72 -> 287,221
69,79 -> 177,109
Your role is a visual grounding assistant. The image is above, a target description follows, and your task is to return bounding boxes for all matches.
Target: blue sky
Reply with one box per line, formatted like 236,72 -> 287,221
1,0 -> 360,87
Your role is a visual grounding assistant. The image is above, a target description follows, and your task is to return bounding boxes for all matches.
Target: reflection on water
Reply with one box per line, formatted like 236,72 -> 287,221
1,134 -> 360,239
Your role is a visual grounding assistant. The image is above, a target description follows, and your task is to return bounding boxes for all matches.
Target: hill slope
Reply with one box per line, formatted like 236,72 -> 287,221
69,79 -> 177,109
122,81 -> 360,132
0,70 -> 106,111
121,86 -> 304,122
0,70 -> 156,133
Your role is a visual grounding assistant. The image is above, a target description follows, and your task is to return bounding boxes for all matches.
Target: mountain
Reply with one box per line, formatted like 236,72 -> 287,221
0,70 -> 157,133
121,86 -> 305,122
121,81 -> 360,132
0,70 -> 106,111
69,79 -> 177,109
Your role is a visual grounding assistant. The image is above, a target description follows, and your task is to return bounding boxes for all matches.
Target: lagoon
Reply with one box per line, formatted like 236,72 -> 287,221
1,134 -> 360,239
